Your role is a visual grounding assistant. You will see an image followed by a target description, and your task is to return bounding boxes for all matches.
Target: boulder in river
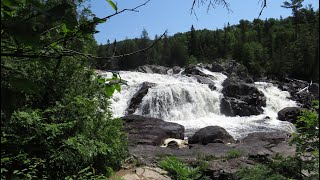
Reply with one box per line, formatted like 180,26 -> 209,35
188,126 -> 235,145
127,82 -> 155,114
122,115 -> 185,146
220,77 -> 266,116
277,107 -> 307,128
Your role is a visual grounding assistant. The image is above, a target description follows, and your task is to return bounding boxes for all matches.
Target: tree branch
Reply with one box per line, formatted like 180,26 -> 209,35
42,0 -> 151,49
2,30 -> 167,71
63,30 -> 167,69
258,0 -> 267,18
191,0 -> 232,18
0,52 -> 66,59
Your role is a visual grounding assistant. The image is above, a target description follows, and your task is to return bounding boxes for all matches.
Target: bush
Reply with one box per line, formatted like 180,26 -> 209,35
159,156 -> 205,180
236,164 -> 287,180
226,149 -> 242,159
1,62 -> 128,179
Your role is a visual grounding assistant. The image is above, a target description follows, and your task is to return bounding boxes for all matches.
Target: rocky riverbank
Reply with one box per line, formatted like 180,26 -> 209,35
108,62 -> 318,179
117,114 -> 296,179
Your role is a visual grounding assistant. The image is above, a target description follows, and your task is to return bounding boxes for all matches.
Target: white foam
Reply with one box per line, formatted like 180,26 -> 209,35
101,69 -> 297,139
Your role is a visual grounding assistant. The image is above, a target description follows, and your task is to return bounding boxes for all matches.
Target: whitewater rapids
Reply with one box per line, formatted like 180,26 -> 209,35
101,69 -> 297,139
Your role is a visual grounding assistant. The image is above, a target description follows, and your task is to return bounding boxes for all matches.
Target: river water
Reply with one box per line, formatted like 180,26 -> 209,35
101,68 -> 297,139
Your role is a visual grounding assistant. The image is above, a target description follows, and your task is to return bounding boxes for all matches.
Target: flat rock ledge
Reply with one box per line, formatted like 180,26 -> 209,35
126,131 -> 295,180
115,166 -> 171,180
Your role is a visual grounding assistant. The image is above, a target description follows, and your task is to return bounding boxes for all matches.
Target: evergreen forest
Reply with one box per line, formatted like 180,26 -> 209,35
96,5 -> 319,82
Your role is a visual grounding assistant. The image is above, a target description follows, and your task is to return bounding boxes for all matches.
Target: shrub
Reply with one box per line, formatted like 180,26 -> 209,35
236,164 -> 287,180
159,156 -> 203,180
1,65 -> 128,179
226,149 -> 242,159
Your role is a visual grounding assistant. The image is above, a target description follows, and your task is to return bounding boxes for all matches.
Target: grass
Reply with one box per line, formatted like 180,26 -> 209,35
226,149 -> 242,159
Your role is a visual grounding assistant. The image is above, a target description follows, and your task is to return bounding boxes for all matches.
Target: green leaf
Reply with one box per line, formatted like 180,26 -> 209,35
106,0 -> 117,11
97,78 -> 105,84
105,85 -> 115,97
114,84 -> 121,93
61,24 -> 70,34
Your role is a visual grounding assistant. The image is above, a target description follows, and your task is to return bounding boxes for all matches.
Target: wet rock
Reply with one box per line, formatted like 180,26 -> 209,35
183,64 -> 207,76
127,82 -> 155,114
122,115 -> 185,146
221,77 -> 266,116
136,65 -> 170,74
172,66 -> 182,74
277,78 -> 317,109
211,63 -> 225,72
309,83 -> 319,99
188,126 -> 235,145
193,75 -> 217,90
277,107 -> 307,127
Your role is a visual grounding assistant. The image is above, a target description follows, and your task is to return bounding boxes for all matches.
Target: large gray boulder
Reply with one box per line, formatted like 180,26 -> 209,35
122,115 -> 185,146
220,77 -> 266,116
277,107 -> 307,127
188,126 -> 235,145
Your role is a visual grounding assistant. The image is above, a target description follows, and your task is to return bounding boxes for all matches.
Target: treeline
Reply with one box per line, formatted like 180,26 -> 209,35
96,5 -> 319,82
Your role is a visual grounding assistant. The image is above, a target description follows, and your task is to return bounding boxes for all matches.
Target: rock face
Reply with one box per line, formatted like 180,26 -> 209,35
220,77 -> 266,116
182,64 -> 207,76
172,66 -> 183,74
211,63 -> 224,72
127,82 -> 155,114
192,75 -> 216,90
122,115 -> 185,146
277,107 -> 306,126
211,60 -> 254,83
237,131 -> 294,159
136,65 -> 170,74
309,83 -> 319,99
277,78 -> 318,109
188,126 -> 235,145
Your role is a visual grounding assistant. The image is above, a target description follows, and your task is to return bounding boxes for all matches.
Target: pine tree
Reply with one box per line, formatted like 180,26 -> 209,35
188,25 -> 198,58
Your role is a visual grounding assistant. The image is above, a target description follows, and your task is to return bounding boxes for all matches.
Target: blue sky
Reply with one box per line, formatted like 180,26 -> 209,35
89,0 -> 319,45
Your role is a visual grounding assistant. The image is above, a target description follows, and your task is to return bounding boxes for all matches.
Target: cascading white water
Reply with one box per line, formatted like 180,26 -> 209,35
101,68 -> 297,139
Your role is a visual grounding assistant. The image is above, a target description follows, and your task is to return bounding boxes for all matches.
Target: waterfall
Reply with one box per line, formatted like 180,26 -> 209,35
101,69 -> 297,139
